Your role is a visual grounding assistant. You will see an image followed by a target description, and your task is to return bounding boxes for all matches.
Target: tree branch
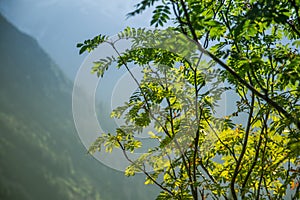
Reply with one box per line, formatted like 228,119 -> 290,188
117,140 -> 175,196
177,0 -> 300,129
241,110 -> 269,197
230,91 -> 255,200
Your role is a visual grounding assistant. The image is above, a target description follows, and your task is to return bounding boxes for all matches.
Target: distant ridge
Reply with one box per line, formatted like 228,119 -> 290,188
0,13 -> 157,200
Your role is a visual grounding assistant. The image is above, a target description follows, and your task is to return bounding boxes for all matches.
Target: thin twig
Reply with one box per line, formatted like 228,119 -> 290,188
117,140 -> 175,196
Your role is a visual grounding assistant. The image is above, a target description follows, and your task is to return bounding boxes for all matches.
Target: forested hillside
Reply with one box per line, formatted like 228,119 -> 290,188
0,13 -> 157,200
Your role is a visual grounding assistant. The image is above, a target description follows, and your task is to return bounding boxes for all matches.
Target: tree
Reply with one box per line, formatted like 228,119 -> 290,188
77,0 -> 300,199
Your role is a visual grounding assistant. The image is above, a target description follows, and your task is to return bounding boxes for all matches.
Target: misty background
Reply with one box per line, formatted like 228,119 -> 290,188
0,0 -> 153,80
0,0 -> 160,199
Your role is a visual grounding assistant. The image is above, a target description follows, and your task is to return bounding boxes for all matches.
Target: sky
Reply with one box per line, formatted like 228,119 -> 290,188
0,0 -> 153,80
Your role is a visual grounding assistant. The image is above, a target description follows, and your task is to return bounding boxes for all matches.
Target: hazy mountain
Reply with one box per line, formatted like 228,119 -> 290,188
0,0 -> 152,80
0,13 -> 157,200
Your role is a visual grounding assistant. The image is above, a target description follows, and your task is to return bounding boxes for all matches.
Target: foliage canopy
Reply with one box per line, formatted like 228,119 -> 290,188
78,0 -> 300,199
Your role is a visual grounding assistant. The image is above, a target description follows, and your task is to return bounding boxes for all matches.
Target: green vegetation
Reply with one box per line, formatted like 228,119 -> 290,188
79,0 -> 300,199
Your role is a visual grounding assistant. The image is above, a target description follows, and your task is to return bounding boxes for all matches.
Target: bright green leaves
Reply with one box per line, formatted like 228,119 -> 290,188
231,0 -> 293,41
91,56 -> 116,77
124,165 -> 136,176
77,34 -> 107,54
89,129 -> 143,156
117,27 -> 150,41
116,48 -> 182,68
88,133 -> 119,154
207,21 -> 226,41
184,67 -> 206,86
128,0 -> 171,27
151,5 -> 171,27
276,47 -> 300,88
125,138 -> 142,153
88,135 -> 107,154
208,124 -> 293,198
79,0 -> 300,197
127,0 -> 159,17
76,34 -> 114,78
234,20 -> 260,41
81,27 -> 223,199
127,101 -> 151,127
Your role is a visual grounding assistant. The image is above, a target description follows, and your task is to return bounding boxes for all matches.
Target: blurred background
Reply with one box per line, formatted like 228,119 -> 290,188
0,0 -> 159,199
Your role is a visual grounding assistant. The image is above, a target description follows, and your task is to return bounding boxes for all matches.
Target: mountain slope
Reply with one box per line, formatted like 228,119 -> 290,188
0,13 -> 157,200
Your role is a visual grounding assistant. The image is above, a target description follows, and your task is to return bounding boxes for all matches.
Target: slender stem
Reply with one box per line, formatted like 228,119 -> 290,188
171,0 -> 187,35
110,43 -> 173,137
179,0 -> 198,42
287,20 -> 300,37
111,42 -> 196,198
230,91 -> 255,200
256,133 -> 268,200
241,110 -> 269,197
204,116 -> 238,163
263,177 -> 272,200
117,141 -> 175,196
